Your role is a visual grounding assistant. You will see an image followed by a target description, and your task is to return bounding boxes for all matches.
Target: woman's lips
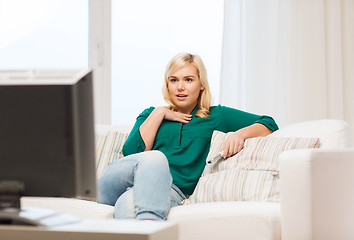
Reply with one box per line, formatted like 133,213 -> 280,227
176,94 -> 187,100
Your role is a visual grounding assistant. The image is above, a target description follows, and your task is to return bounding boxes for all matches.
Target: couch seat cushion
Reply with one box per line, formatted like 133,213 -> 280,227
168,201 -> 280,240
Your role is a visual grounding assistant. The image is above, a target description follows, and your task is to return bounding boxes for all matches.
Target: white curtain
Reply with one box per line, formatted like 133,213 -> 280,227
220,0 -> 354,145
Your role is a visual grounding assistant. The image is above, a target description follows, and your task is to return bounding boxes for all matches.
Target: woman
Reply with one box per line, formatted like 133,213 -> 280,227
97,53 -> 278,220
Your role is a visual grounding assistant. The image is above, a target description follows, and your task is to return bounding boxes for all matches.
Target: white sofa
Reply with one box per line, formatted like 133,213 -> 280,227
22,119 -> 354,240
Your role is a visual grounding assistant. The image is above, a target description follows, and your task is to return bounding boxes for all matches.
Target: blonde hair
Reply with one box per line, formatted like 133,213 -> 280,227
162,53 -> 211,118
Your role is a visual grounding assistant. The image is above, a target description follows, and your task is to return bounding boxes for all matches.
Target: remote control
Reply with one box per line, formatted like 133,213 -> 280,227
207,153 -> 223,164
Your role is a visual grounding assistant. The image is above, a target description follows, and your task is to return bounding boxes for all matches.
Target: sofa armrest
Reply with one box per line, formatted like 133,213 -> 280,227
279,148 -> 354,240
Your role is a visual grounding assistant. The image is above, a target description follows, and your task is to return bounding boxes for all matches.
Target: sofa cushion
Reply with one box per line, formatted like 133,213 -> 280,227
184,131 -> 320,204
271,119 -> 350,148
95,125 -> 130,178
168,201 -> 281,240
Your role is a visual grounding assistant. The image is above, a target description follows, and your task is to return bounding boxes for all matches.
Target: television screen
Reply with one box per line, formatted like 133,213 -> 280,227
0,69 -> 97,209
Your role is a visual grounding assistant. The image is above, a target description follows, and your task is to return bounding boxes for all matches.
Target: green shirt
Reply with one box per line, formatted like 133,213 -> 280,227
122,105 -> 278,195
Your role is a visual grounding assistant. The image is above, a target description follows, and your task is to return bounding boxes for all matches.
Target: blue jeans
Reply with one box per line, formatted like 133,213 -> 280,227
97,150 -> 186,220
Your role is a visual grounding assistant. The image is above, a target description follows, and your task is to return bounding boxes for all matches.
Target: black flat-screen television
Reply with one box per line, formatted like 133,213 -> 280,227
0,69 -> 97,211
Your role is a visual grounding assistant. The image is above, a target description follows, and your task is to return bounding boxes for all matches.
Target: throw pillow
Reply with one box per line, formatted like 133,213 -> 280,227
183,131 -> 320,204
95,130 -> 129,178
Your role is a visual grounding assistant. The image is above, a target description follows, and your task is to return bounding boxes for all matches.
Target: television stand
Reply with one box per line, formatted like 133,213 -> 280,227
0,180 -> 30,225
0,208 -> 44,226
0,206 -> 81,226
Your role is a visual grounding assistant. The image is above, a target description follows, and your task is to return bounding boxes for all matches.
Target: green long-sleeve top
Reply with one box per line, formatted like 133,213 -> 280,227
122,105 -> 278,195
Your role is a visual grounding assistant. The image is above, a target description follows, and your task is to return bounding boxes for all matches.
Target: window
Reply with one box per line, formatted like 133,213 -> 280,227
0,0 -> 223,125
111,0 -> 224,125
0,0 -> 88,69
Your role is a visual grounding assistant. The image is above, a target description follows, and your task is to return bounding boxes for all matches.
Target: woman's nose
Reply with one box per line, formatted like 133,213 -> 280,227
177,81 -> 185,91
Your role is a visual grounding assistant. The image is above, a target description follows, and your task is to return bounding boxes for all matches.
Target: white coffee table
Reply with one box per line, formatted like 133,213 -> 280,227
0,219 -> 178,240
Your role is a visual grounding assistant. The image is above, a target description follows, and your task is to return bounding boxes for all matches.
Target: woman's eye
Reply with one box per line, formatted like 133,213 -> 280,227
186,78 -> 193,82
169,78 -> 177,82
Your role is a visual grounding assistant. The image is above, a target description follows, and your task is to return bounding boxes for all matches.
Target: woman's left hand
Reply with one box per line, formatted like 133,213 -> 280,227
219,123 -> 273,159
220,131 -> 246,159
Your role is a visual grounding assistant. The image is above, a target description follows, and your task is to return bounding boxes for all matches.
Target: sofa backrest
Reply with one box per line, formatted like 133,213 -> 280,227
271,119 -> 351,148
95,125 -> 132,178
93,120 -> 350,177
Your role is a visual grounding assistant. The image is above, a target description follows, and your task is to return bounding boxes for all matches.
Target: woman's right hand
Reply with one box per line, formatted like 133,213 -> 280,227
156,107 -> 192,123
139,107 -> 192,151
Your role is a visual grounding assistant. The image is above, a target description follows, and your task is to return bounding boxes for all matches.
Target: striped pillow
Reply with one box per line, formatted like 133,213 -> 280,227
95,130 -> 129,178
183,131 -> 320,204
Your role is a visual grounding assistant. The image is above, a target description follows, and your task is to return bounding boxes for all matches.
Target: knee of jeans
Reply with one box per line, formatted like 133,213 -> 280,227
136,151 -> 171,184
141,150 -> 169,168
